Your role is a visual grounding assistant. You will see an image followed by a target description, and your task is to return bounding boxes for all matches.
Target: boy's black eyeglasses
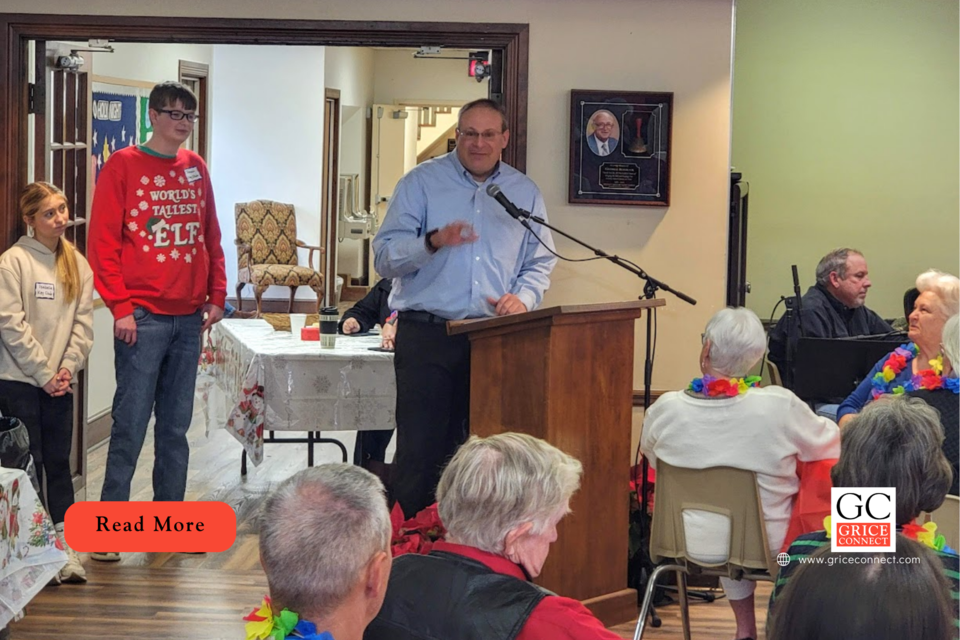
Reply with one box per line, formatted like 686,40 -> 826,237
158,109 -> 199,123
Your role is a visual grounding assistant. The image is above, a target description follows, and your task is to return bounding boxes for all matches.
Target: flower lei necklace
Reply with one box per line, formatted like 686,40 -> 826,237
823,516 -> 956,554
688,375 -> 761,397
244,597 -> 334,640
871,344 -> 959,398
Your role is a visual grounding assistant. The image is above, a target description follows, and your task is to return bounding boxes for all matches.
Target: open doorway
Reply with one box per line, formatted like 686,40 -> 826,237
344,48 -> 488,300
0,14 -> 529,503
1,15 -> 530,245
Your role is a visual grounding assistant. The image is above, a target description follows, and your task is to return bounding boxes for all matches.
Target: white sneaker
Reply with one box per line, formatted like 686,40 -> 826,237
54,524 -> 87,583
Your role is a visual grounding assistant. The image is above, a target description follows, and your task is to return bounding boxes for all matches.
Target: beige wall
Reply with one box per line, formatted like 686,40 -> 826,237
325,46 -> 375,109
87,306 -> 117,420
325,47 -> 376,281
734,0 -> 960,321
9,0 -> 735,396
372,49 -> 488,106
210,45 -> 327,301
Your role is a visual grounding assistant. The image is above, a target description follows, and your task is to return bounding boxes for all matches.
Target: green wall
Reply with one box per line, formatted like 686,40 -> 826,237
733,0 -> 959,322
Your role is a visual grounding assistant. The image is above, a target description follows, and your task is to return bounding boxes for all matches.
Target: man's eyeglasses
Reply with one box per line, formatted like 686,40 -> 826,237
158,109 -> 200,123
457,129 -> 502,142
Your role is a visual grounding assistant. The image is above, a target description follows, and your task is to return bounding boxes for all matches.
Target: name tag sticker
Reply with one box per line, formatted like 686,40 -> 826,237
35,282 -> 55,300
184,167 -> 202,183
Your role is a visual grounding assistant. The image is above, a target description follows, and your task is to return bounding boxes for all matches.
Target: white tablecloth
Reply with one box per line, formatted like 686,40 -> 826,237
0,467 -> 66,628
203,319 -> 396,466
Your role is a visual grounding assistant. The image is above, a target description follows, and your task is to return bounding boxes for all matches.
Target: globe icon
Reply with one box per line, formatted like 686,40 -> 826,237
776,552 -> 790,567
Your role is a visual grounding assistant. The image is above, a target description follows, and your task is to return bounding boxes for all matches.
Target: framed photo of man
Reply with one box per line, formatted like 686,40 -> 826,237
569,89 -> 674,207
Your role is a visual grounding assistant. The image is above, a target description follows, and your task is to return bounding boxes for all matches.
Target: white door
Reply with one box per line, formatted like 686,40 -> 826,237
369,105 -> 417,279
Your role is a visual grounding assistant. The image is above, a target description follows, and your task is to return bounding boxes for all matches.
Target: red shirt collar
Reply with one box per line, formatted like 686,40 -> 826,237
431,540 -> 527,581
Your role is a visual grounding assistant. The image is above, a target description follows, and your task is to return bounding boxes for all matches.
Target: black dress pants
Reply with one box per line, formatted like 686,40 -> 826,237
391,316 -> 470,517
0,379 -> 74,523
353,429 -> 394,466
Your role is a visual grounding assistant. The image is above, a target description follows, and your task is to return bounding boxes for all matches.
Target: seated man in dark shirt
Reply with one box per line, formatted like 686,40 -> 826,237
339,278 -> 395,469
769,248 -> 892,389
340,277 -> 393,339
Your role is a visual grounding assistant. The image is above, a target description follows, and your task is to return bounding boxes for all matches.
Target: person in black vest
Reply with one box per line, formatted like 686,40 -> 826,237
364,432 -> 622,640
768,248 -> 892,390
257,464 -> 392,640
338,278 -> 396,470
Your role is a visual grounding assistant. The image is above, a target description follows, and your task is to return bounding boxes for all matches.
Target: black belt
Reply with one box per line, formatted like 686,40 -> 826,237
398,310 -> 450,324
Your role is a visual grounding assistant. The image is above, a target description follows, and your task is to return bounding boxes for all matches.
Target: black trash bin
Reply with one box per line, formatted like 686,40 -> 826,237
0,415 -> 41,494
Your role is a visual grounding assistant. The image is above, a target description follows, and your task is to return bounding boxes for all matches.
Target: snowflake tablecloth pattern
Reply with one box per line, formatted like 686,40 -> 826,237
206,320 -> 396,466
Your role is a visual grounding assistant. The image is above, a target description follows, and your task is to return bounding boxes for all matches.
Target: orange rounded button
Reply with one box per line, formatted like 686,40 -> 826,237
64,501 -> 236,553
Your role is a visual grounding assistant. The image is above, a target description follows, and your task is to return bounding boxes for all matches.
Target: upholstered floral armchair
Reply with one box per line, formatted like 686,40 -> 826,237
234,200 -> 324,316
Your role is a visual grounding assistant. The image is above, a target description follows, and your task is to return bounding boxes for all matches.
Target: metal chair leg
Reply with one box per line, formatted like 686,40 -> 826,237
316,434 -> 349,462
634,563 -> 685,640
676,570 -> 692,640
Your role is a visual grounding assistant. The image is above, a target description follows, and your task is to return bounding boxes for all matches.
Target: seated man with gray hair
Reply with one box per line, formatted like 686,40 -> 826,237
255,464 -> 392,640
769,247 -> 892,389
364,432 -> 623,640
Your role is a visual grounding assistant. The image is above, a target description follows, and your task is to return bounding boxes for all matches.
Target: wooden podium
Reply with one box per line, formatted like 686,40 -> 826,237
448,300 -> 664,626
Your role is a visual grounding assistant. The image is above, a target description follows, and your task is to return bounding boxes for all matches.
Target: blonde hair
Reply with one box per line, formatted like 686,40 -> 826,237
19,182 -> 80,304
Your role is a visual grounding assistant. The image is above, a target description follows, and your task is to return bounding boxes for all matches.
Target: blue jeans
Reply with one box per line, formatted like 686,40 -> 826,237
101,307 -> 203,502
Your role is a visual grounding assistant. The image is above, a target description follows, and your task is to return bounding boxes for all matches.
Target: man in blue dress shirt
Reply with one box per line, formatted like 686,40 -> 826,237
373,99 -> 557,516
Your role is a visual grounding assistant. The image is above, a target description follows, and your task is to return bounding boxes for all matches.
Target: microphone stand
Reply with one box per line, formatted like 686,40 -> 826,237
783,266 -> 805,389
513,208 -> 696,614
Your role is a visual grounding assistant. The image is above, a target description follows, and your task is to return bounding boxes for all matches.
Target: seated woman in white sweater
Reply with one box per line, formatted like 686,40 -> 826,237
641,307 -> 840,640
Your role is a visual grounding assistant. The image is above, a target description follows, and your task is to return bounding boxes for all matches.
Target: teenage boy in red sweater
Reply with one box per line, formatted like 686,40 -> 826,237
88,82 -> 226,561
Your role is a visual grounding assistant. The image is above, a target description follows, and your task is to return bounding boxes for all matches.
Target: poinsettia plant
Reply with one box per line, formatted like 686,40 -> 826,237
629,461 -> 656,514
390,502 -> 446,556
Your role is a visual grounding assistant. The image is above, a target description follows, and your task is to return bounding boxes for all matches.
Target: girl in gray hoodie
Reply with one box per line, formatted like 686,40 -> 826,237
0,182 -> 93,583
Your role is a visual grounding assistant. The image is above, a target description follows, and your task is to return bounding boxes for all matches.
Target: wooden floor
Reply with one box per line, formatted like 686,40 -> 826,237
11,407 -> 770,639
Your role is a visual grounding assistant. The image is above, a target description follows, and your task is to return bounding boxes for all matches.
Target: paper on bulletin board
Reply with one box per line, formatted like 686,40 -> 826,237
91,76 -> 155,184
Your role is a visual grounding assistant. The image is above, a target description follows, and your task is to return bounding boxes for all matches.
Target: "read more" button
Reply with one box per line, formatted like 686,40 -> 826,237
64,501 -> 236,552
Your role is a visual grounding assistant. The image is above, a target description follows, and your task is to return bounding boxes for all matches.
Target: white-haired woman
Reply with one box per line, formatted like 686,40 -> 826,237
908,314 -> 959,495
838,269 -> 960,426
641,307 -> 840,640
365,432 -> 623,640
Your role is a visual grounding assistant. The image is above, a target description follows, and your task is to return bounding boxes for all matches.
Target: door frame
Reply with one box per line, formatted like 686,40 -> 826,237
178,59 -> 209,161
0,13 -> 530,248
321,88 -> 340,306
34,40 -> 94,498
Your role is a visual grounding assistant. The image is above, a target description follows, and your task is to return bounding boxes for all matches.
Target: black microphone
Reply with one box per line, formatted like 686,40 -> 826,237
791,264 -> 804,338
486,184 -> 527,220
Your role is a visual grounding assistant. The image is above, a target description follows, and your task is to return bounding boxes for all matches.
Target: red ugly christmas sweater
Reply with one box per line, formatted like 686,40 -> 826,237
89,146 -> 227,319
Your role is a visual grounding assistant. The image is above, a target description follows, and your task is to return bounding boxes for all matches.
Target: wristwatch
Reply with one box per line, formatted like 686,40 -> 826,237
425,228 -> 440,253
